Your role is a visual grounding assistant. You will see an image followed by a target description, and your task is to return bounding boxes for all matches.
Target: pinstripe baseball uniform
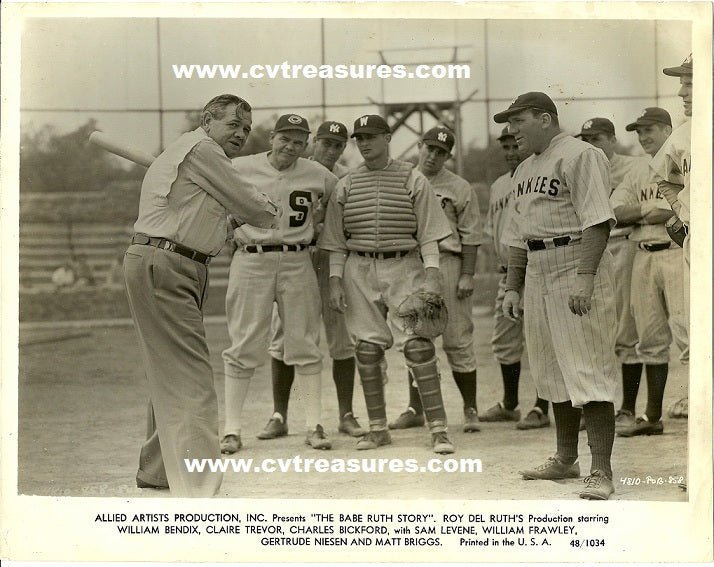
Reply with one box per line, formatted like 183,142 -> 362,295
429,167 -> 483,372
611,159 -> 689,364
485,171 -> 524,365
504,133 -> 618,407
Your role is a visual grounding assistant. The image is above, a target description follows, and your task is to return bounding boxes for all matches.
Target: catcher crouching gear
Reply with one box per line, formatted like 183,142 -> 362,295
397,290 -> 448,338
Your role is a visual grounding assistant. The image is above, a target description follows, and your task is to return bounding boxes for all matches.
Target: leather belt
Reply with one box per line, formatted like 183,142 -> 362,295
354,250 -> 410,260
526,235 -> 580,251
131,234 -> 211,265
639,242 -> 672,252
244,243 -> 309,253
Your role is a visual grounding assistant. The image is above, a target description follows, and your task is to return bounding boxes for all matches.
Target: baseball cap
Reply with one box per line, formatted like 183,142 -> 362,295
422,126 -> 455,152
576,117 -> 615,138
497,126 -> 516,142
351,115 -> 390,137
274,114 -> 311,134
625,107 -> 672,132
315,121 -> 348,142
663,53 -> 693,77
493,92 -> 558,123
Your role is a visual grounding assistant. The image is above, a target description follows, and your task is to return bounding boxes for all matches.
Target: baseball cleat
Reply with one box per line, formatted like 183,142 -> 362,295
431,431 -> 455,454
516,407 -> 551,430
479,402 -> 521,422
356,429 -> 392,450
579,470 -> 615,500
616,415 -> 664,437
614,409 -> 636,433
388,408 -> 425,430
462,407 -> 481,432
257,417 -> 288,440
520,456 -> 580,480
667,396 -> 688,419
338,412 -> 366,437
305,424 -> 332,450
136,476 -> 169,490
220,434 -> 242,454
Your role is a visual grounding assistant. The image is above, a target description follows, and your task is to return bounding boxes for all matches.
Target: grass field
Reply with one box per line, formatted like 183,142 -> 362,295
18,308 -> 688,502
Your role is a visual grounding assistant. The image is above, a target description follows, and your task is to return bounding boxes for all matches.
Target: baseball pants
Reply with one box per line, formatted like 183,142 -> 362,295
123,244 -> 222,497
342,250 -> 424,350
631,247 -> 689,364
606,236 -> 640,364
523,243 -> 619,408
223,249 -> 322,376
439,252 -> 477,372
491,271 -> 525,365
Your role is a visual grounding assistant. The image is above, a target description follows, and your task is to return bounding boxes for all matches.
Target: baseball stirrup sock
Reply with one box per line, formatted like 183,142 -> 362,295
621,363 -> 643,414
644,363 -> 668,422
357,363 -> 387,429
582,401 -> 615,478
535,397 -> 549,415
410,360 -> 447,433
500,362 -> 521,411
551,401 -> 581,465
332,357 -> 356,418
296,372 -> 323,429
453,370 -> 477,410
271,357 -> 295,420
407,373 -> 424,414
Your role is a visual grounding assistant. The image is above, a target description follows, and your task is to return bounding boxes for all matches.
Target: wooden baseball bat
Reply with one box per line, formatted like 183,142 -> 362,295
88,131 -> 156,168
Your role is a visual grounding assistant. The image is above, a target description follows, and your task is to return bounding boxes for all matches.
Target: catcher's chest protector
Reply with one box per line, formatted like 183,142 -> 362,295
343,161 -> 417,250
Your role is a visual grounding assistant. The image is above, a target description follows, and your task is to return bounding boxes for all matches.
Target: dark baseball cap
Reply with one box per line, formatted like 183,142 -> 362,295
493,92 -> 558,123
625,107 -> 672,132
274,113 -> 311,134
351,115 -> 390,137
422,126 -> 455,152
315,121 -> 348,142
663,53 -> 693,77
497,126 -> 516,142
576,117 -> 615,138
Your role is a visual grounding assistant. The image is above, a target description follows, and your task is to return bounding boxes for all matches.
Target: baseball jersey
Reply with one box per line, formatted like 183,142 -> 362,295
650,120 -> 691,224
319,159 -> 452,254
610,158 -> 671,244
426,167 -> 483,254
135,128 -> 277,255
231,152 -> 338,246
485,171 -> 516,267
608,153 -> 645,238
503,133 -> 615,250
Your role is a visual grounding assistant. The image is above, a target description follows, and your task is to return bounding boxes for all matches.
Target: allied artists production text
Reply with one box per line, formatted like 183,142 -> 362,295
184,456 -> 482,474
172,62 -> 471,80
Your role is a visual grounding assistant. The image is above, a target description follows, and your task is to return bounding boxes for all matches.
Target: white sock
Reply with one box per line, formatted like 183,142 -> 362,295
296,371 -> 322,431
224,365 -> 253,436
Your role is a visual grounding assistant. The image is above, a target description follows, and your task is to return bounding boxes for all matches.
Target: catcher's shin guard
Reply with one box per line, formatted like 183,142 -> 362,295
355,341 -> 387,430
404,338 -> 447,433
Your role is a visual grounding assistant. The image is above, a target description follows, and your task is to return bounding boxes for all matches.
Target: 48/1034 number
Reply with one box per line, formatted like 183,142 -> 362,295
570,539 -> 605,548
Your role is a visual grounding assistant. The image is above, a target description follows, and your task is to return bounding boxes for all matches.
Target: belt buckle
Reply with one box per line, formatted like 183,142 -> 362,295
162,240 -> 173,251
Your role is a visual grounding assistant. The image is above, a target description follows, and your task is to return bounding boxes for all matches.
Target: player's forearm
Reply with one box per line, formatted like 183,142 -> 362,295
420,240 -> 440,269
577,221 -> 610,275
460,245 -> 478,276
505,246 -> 527,292
612,204 -> 643,226
329,251 -> 347,278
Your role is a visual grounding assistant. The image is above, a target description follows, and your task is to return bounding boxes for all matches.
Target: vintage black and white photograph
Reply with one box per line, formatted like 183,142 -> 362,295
2,1 -> 712,563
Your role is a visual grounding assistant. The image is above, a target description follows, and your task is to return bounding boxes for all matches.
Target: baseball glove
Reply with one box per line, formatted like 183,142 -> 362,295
665,215 -> 688,248
397,290 -> 448,339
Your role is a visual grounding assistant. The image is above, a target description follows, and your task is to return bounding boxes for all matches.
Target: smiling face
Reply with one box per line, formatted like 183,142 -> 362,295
202,103 -> 252,158
312,138 -> 346,171
418,142 -> 450,177
678,75 -> 693,116
506,109 -> 551,154
636,123 -> 672,157
269,129 -> 309,169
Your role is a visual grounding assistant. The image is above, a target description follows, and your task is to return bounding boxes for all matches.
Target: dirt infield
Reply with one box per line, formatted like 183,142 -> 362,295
18,311 -> 688,501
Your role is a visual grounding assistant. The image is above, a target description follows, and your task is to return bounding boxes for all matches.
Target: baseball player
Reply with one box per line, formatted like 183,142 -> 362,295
388,126 -> 483,433
480,127 -> 551,430
220,114 -> 338,454
124,94 -> 278,496
496,92 -> 620,500
650,54 -> 693,427
319,114 -> 456,454
577,117 -> 644,431
267,121 -> 365,438
609,107 -> 689,437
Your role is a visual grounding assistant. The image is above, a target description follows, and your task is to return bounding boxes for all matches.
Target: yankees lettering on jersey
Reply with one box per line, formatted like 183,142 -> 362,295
505,133 -> 614,247
231,152 -> 338,246
486,171 -> 517,267
650,121 -> 691,223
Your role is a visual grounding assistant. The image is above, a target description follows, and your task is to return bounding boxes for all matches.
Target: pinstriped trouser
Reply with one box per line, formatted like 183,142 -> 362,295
123,244 -> 222,497
523,243 -> 618,408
